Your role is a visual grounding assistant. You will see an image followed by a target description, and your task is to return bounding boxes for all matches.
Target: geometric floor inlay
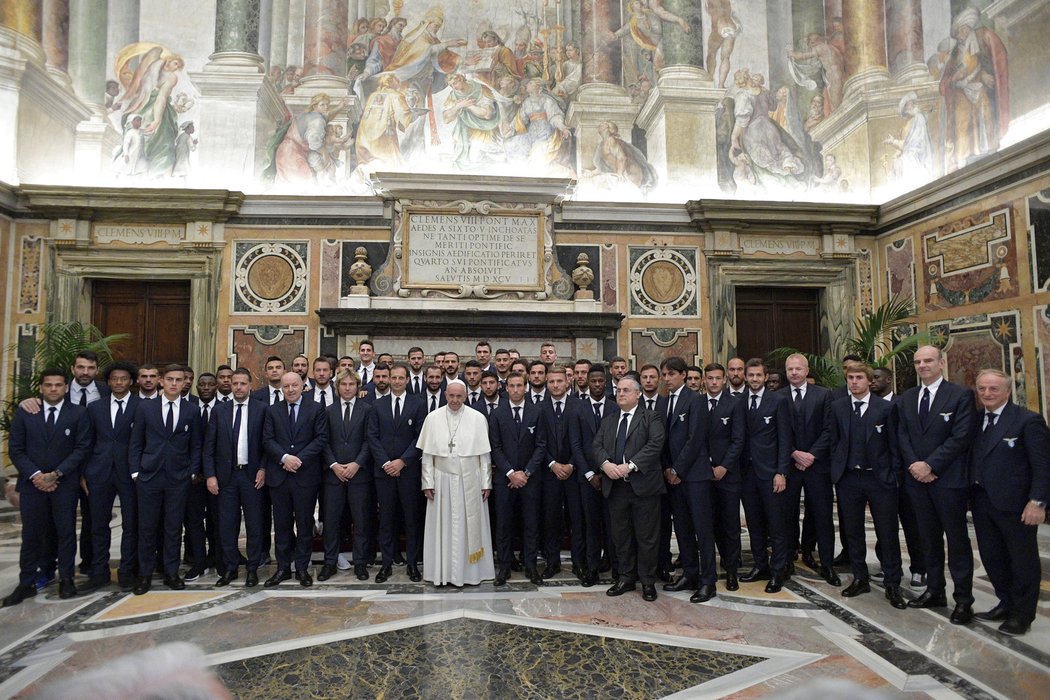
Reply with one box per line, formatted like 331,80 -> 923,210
213,616 -> 765,698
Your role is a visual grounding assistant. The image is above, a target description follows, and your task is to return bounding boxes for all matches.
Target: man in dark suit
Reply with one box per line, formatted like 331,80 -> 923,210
463,360 -> 485,407
302,357 -> 336,407
318,370 -> 374,581
474,371 -> 503,417
204,368 -> 267,588
129,364 -> 204,594
251,356 -> 286,406
782,354 -> 840,586
423,364 -> 446,413
897,345 -> 977,623
489,372 -> 548,586
739,358 -> 794,593
658,357 -> 716,603
81,361 -> 140,593
360,363 -> 391,404
3,368 -> 92,607
969,369 -> 1050,636
702,363 -> 746,591
262,372 -> 329,587
368,362 -> 426,582
593,375 -> 666,601
407,347 -> 427,395
537,366 -> 583,581
474,341 -> 497,374
569,364 -> 618,586
829,362 -> 907,609
183,373 -> 219,581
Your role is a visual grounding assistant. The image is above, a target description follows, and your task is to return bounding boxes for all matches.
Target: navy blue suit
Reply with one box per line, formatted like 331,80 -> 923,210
782,384 -> 836,569
367,392 -> 426,567
252,386 -> 285,405
422,391 -> 446,414
84,394 -> 140,579
569,396 -> 619,576
249,385 -> 282,557
538,395 -> 583,571
204,397 -> 267,572
896,379 -> 976,604
262,399 -> 329,573
705,392 -> 745,574
9,401 -> 92,586
970,402 -> 1050,626
322,398 -> 374,567
129,397 -> 202,578
489,400 -> 547,571
830,395 -> 903,585
741,389 -> 793,575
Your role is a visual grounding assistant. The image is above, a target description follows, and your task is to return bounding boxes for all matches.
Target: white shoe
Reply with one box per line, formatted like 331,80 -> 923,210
336,553 -> 352,571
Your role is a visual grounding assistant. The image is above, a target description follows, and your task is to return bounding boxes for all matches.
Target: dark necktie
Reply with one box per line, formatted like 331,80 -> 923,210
273,389 -> 280,405
854,400 -> 863,417
614,413 -> 629,464
79,389 -> 87,406
488,402 -> 496,415
430,395 -> 437,413
533,394 -> 541,404
513,405 -> 521,425
288,403 -> 297,432
46,406 -> 57,435
344,401 -> 352,432
984,412 -> 996,431
202,404 -> 210,424
794,387 -> 803,411
593,402 -> 602,429
919,387 -> 930,422
319,390 -> 327,408
361,367 -> 369,386
413,376 -> 420,394
232,403 -> 244,465
471,391 -> 479,405
166,401 -> 175,433
646,398 -> 654,411
554,400 -> 562,418
114,399 -> 125,427
394,396 -> 401,422
750,394 -> 758,411
709,397 -> 717,410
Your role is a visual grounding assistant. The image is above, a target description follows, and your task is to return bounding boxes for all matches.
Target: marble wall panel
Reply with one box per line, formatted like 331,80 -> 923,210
922,207 -> 1018,311
1034,305 -> 1050,418
933,311 -> 1022,395
230,325 -> 307,387
856,246 -> 873,314
232,241 -> 309,314
885,237 -> 915,303
17,236 -> 42,314
1027,189 -> 1050,292
629,328 -> 701,369
601,243 -> 618,313
319,239 -> 341,307
341,241 -> 389,298
556,244 -> 601,301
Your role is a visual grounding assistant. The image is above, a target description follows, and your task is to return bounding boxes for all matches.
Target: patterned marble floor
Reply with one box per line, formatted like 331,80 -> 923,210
0,501 -> 1048,699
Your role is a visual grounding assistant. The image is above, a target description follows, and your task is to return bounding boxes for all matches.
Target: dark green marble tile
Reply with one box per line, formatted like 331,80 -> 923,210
214,617 -> 764,699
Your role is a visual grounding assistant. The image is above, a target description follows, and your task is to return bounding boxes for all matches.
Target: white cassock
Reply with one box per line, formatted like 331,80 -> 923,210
417,405 -> 495,586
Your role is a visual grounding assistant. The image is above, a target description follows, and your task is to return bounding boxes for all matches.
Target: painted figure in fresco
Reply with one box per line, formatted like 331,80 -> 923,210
788,33 -> 845,115
347,43 -> 369,81
503,77 -> 575,176
804,94 -> 824,131
587,120 -> 658,195
120,115 -> 146,177
885,91 -> 933,182
171,121 -> 197,180
280,65 -> 302,95
352,15 -> 408,100
612,0 -> 691,85
442,73 -> 501,170
355,74 -> 413,171
464,30 -> 523,90
705,0 -> 740,89
321,123 -> 354,184
113,43 -> 188,179
552,42 -> 582,102
939,7 -> 1009,171
266,92 -> 349,186
812,154 -> 842,189
400,84 -> 429,164
494,76 -> 524,140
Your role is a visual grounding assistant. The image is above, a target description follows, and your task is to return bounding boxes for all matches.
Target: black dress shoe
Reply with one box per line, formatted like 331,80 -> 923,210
975,602 -> 1009,621
407,564 -> 423,582
764,575 -> 784,594
3,584 -> 37,607
599,557 -> 611,573
642,583 -> 657,602
831,550 -> 850,567
296,570 -> 313,587
163,575 -> 185,591
663,576 -> 697,592
841,579 -> 871,597
740,567 -> 771,583
374,566 -> 392,583
725,571 -> 739,591
58,578 -> 77,599
998,618 -> 1030,636
245,570 -> 259,587
133,577 -> 152,595
885,586 -> 907,609
354,564 -> 369,581
907,590 -> 948,608
571,565 -> 585,582
184,567 -> 205,582
606,579 -> 636,596
494,567 -> 510,586
800,551 -> 818,570
527,569 -> 545,586
949,603 -> 974,624
690,584 -> 717,603
393,552 -> 406,566
264,569 -> 291,587
542,564 -> 561,580
656,568 -> 672,583
80,575 -> 111,593
118,572 -> 137,592
317,564 -> 338,582
820,566 -> 842,587
581,571 -> 596,588
216,570 -> 239,587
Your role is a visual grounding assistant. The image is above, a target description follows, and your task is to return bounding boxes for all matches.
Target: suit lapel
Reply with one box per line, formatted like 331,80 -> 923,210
980,403 -> 1012,457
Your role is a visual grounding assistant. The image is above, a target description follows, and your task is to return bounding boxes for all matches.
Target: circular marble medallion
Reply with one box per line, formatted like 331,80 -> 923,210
247,255 -> 295,300
234,243 -> 308,312
629,248 -> 697,316
642,260 -> 685,304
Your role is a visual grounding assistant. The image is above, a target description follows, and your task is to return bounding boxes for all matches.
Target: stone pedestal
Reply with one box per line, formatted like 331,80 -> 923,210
73,114 -> 120,175
565,82 -> 635,180
634,66 -> 722,189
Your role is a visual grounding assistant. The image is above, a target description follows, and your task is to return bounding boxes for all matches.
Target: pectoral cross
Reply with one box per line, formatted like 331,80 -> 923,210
448,438 -> 456,450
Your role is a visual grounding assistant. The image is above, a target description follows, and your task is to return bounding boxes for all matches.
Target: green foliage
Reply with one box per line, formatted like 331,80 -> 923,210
1,322 -> 130,435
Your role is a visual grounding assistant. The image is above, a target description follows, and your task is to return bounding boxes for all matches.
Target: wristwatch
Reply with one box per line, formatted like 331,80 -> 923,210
1030,500 -> 1046,509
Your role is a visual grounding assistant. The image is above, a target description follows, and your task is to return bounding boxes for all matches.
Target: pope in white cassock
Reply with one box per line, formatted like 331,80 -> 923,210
418,380 -> 495,586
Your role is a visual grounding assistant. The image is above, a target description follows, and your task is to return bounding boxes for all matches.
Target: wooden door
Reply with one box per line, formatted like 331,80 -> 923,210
735,287 -> 820,363
91,280 -> 191,366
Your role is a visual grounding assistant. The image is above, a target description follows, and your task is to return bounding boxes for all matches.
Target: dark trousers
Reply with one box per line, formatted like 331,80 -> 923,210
19,477 -> 79,585
270,478 -> 319,573
260,485 -> 272,558
376,471 -> 422,566
837,470 -> 902,585
878,483 -> 926,575
741,471 -> 791,574
658,491 -> 673,571
218,468 -> 264,572
577,477 -> 606,574
492,473 -> 541,569
137,474 -> 189,578
787,467 -> 835,567
606,481 -> 660,584
712,482 -> 741,573
78,488 -> 93,568
671,480 -> 718,586
905,481 -> 973,605
183,479 -> 209,571
972,486 -> 1040,624
86,475 -> 138,578
541,470 -> 584,567
322,479 -> 373,566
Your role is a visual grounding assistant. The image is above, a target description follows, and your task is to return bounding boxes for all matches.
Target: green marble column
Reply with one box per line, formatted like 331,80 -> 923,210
659,0 -> 702,68
68,0 -> 106,106
215,0 -> 261,54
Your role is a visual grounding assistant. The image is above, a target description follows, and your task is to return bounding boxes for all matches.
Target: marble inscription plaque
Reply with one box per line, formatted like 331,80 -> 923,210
739,235 -> 819,256
403,210 -> 543,290
94,224 -> 184,245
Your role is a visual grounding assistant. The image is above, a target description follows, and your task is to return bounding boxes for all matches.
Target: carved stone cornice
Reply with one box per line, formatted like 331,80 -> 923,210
369,172 -> 575,204
14,185 -> 245,223
686,199 -> 879,235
